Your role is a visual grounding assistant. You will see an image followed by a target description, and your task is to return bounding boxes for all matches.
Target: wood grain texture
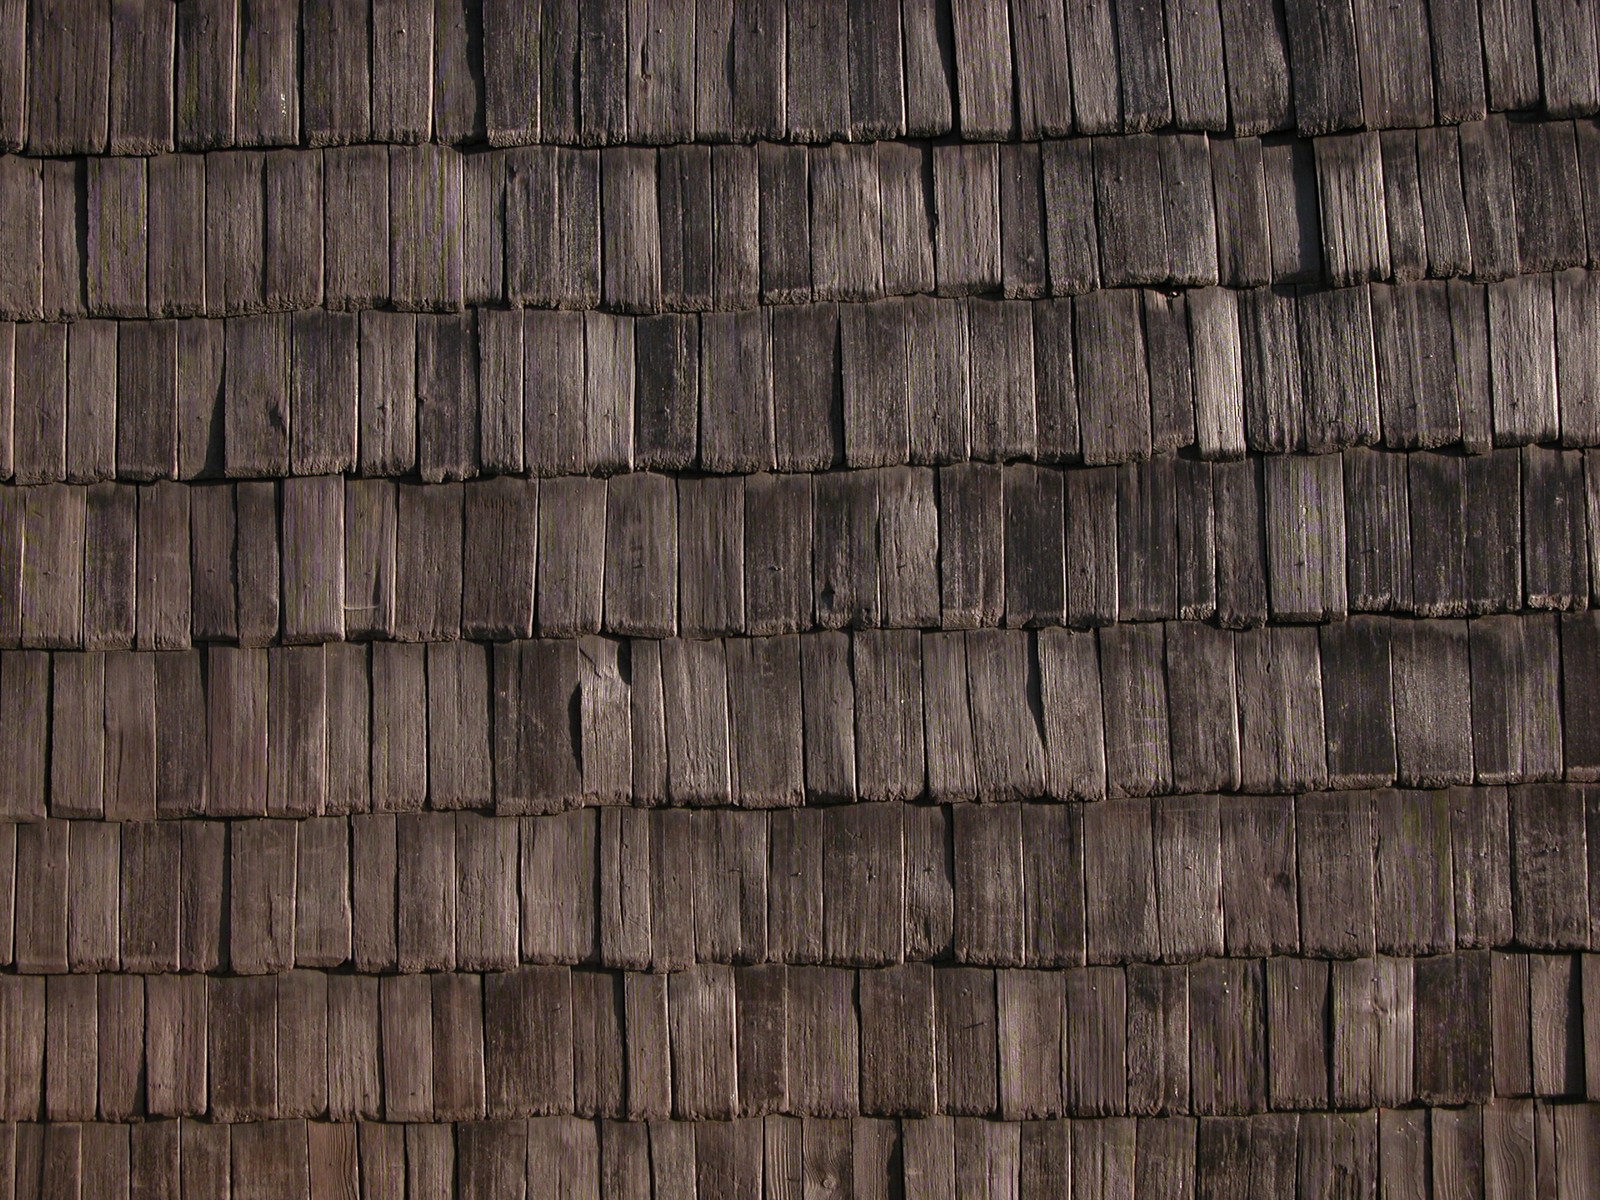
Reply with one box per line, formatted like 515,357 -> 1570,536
811,469 -> 878,632
1068,480 -> 1120,633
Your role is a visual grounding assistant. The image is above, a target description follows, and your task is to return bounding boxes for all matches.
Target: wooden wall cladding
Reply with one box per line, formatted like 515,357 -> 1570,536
3,1 -> 1598,1193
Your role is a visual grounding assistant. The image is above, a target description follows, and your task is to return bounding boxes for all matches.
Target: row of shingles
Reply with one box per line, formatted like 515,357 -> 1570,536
12,610 -> 1600,815
2,782 -> 1597,975
4,115 -> 1599,323
3,266 -> 1600,486
3,0 -> 469,156
8,1108 -> 1600,1200
0,447 -> 1595,652
9,0 -> 1600,155
0,954 -> 1595,1126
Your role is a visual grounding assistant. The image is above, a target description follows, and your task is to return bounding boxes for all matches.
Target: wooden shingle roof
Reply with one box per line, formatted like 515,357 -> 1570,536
3,0 -> 1600,1194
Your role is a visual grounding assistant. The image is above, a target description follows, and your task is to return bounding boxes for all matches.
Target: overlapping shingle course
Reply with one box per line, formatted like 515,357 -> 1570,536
6,1 -> 1600,1195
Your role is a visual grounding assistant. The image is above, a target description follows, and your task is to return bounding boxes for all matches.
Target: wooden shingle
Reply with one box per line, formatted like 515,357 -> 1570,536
1415,129 -> 1473,278
1392,618 -> 1474,787
1118,0 -> 1178,129
1116,457 -> 1179,621
1373,284 -> 1460,452
1510,120 -> 1586,274
768,809 -> 825,964
1126,963 -> 1190,1115
1189,288 -> 1247,459
810,144 -> 884,302
262,149 -> 322,311
416,312 -> 479,482
451,813 -> 518,973
1064,467 -> 1123,618
757,144 -> 812,307
995,968 -> 1063,1120
532,477 -> 604,637
1509,784 -> 1591,949
1379,132 -> 1428,285
64,820 -> 117,971
1250,806 -> 1330,970
518,810 -> 594,965
1471,614 -> 1563,784
946,0 -> 1010,139
1557,270 -> 1600,445
991,145 -> 1041,298
688,810 -> 767,963
425,640 -> 493,810
669,964 -> 739,1119
939,464 -> 1002,629
1031,299 -> 1079,462
966,629 -> 1045,798
934,146 -> 1001,296
1320,617 -> 1398,789
1075,289 -> 1152,466
1049,0 -> 1113,134
1211,138 -> 1272,289
1408,451 -> 1468,616
348,314 -> 413,473
324,147 -> 391,309
1165,621 -> 1240,794
601,148 -> 661,313
1235,286 -> 1300,453
1523,447 -> 1589,610
1041,140 -> 1100,294
744,474 -> 812,636
951,803 -> 1022,966
1095,136 -> 1168,288
1189,958 -> 1266,1115
0,134 -> 42,321
1375,789 -> 1457,954
45,651 -> 101,820
787,967 -> 860,1117
1261,140 -> 1323,284
1564,611 -> 1600,780
390,145 -> 464,312
28,0 -> 110,152
1460,116 -> 1521,281
1236,626 -> 1328,794
710,145 -> 760,310
1488,275 -> 1559,446
83,484 -> 135,651
657,144 -> 713,311
968,300 -> 1037,460
393,481 -> 463,641
101,650 -> 155,821
634,313 -> 700,470
1099,624 -> 1171,798
63,320 -> 114,487
462,476 -> 538,640
733,964 -> 787,1117
1296,791 -> 1376,958
571,970 -> 623,1118
1154,794 -> 1226,961
1063,965 -> 1128,1114
396,811 -> 456,971
579,636 -> 632,807
678,476 -> 745,637
726,635 -> 805,809
1005,464 -> 1065,627
1083,799 -> 1160,964
21,485 -> 85,650
39,159 -> 83,320
1415,950 -> 1492,1103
